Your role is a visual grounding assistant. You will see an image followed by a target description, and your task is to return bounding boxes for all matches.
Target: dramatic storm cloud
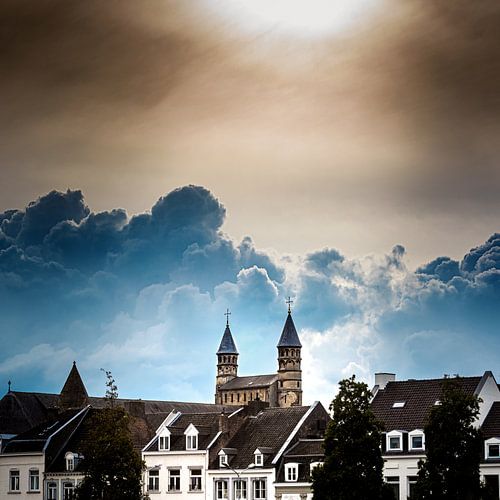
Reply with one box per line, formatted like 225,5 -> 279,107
0,187 -> 499,405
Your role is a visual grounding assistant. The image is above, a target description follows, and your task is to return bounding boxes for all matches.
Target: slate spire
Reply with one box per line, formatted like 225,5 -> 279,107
277,311 -> 302,348
217,323 -> 238,354
59,361 -> 89,409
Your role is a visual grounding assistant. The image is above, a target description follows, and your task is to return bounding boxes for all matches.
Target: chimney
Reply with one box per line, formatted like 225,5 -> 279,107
219,411 -> 229,434
374,373 -> 396,390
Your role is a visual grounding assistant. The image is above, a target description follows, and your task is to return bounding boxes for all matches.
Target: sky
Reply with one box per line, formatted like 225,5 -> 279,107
0,0 -> 499,406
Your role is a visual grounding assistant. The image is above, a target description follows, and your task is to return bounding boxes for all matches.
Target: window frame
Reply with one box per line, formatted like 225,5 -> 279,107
215,479 -> 229,500
386,430 -> 403,452
233,479 -> 247,500
158,429 -> 171,451
185,424 -> 199,451
285,463 -> 299,482
252,479 -> 267,500
29,468 -> 40,492
9,469 -> 20,492
408,429 -> 425,451
168,468 -> 181,492
47,481 -> 58,500
148,469 -> 160,492
189,468 -> 203,492
62,481 -> 75,500
254,451 -> 264,467
485,438 -> 500,459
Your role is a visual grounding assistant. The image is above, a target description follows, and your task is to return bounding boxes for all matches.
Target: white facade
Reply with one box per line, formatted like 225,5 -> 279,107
0,452 -> 44,499
206,467 -> 275,500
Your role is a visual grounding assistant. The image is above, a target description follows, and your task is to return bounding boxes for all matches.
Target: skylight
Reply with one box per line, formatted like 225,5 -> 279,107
392,401 -> 406,408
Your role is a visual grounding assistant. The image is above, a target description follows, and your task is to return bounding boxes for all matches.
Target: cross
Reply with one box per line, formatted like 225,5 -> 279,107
224,308 -> 231,326
8,380 -> 11,392
286,297 -> 293,314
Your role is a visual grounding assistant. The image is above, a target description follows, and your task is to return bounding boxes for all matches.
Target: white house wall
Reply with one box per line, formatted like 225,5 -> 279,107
0,453 -> 44,499
383,455 -> 423,500
476,374 -> 500,427
206,468 -> 275,500
143,450 -> 208,499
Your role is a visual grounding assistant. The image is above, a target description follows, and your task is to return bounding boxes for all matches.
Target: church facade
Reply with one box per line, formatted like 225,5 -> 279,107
215,308 -> 303,408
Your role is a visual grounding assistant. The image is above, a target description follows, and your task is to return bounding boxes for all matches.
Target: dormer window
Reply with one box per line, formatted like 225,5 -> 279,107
285,463 -> 299,482
392,401 -> 406,409
65,452 -> 75,471
254,452 -> 263,466
184,424 -> 199,451
159,429 -> 171,451
219,454 -> 228,467
409,430 -> 425,451
386,431 -> 403,452
485,438 -> 500,459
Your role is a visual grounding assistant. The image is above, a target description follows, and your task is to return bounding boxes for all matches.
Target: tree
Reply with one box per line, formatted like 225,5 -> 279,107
75,372 -> 144,500
312,375 -> 394,500
413,377 -> 483,500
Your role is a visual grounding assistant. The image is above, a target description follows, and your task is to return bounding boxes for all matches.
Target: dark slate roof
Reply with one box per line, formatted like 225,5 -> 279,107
217,325 -> 238,354
2,408 -> 87,454
277,313 -> 302,348
283,438 -> 324,457
211,405 -> 310,469
59,362 -> 88,409
482,402 -> 500,440
144,412 -> 222,452
371,376 -> 482,432
0,389 -> 231,440
219,375 -> 278,391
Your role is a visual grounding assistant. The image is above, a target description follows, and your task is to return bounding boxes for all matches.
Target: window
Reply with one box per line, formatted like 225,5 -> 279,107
409,430 -> 425,451
63,482 -> 74,500
168,468 -> 181,491
216,480 -> 228,499
234,479 -> 247,500
185,425 -> 199,450
392,401 -> 406,408
386,431 -> 403,451
148,469 -> 160,492
220,454 -> 228,467
159,434 -> 170,451
190,469 -> 202,491
47,482 -> 58,500
254,452 -> 263,466
484,475 -> 500,499
385,476 -> 400,499
29,469 -> 40,491
490,444 -> 500,458
253,479 -> 266,500
66,452 -> 75,471
285,463 -> 299,482
408,476 -> 418,500
9,470 -> 20,492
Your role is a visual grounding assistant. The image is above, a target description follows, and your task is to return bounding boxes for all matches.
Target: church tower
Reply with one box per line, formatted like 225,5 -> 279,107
277,300 -> 302,407
215,310 -> 239,402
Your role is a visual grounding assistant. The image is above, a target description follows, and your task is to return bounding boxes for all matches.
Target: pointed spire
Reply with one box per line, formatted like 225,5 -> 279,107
217,312 -> 238,354
277,309 -> 302,348
59,361 -> 89,409
7,380 -> 11,393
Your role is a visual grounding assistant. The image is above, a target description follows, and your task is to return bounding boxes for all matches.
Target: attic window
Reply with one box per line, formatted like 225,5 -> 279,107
285,463 -> 299,482
434,400 -> 441,406
184,424 -> 199,451
392,401 -> 406,408
409,430 -> 425,451
254,452 -> 263,466
159,434 -> 170,451
485,438 -> 500,459
219,454 -> 228,467
65,452 -> 75,471
386,431 -> 403,452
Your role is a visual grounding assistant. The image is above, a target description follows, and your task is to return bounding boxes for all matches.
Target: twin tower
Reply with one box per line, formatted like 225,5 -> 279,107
215,307 -> 303,407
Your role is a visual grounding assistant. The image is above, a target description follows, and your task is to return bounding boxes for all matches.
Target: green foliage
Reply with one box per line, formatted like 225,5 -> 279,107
413,377 -> 483,500
75,372 -> 144,500
312,375 -> 394,500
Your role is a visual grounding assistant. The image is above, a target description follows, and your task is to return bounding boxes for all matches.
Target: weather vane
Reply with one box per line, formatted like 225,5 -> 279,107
286,296 -> 293,314
224,308 -> 231,326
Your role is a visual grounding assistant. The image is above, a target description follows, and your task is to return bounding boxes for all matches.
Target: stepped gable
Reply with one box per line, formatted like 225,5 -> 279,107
219,374 -> 278,391
60,362 -> 89,409
371,376 -> 482,432
277,312 -> 302,348
212,405 -> 310,469
217,324 -> 238,354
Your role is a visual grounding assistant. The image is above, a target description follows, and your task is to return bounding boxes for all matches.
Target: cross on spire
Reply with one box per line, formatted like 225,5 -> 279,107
286,297 -> 294,314
224,308 -> 231,327
8,380 -> 11,392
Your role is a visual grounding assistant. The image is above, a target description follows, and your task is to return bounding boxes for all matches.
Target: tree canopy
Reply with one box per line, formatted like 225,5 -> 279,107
312,375 -> 394,500
75,372 -> 144,500
413,377 -> 483,500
